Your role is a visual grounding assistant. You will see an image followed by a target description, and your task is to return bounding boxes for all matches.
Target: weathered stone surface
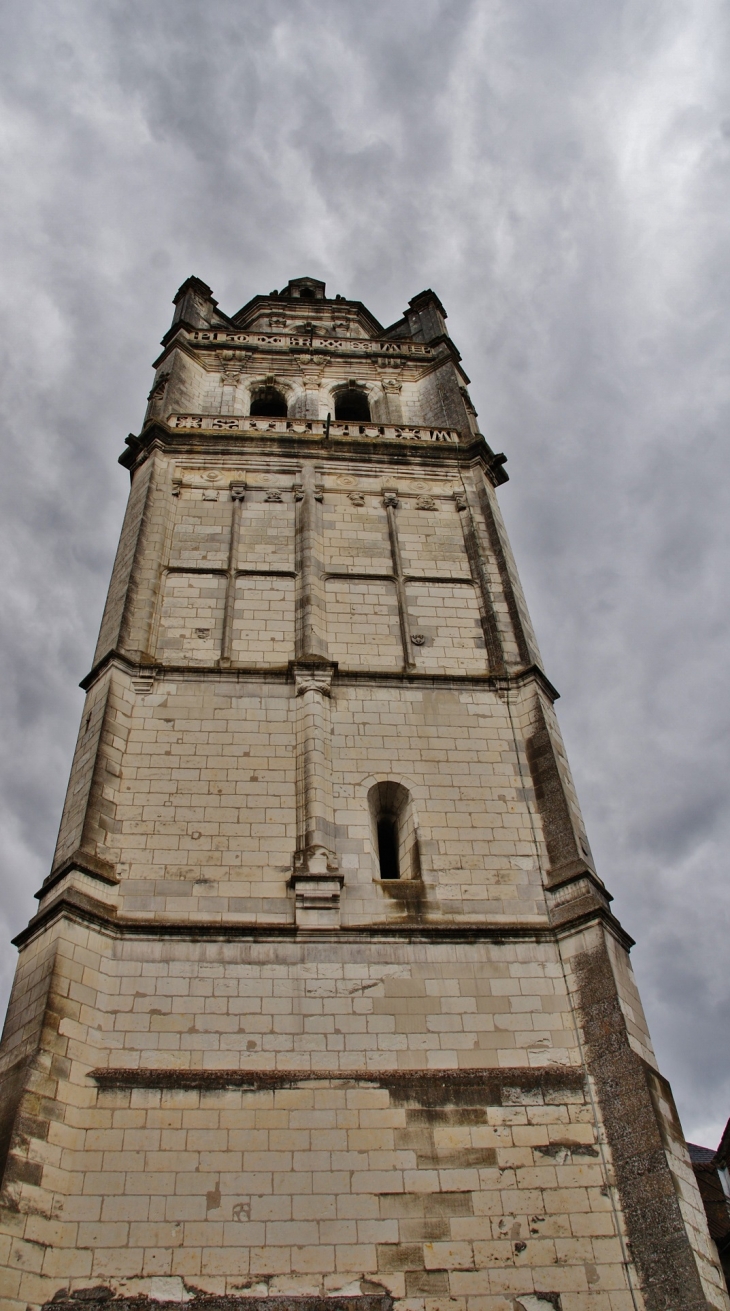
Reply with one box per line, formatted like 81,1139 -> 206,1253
0,277 -> 724,1311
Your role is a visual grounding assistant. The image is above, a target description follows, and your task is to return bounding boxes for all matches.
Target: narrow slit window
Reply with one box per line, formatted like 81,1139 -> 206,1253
377,815 -> 400,879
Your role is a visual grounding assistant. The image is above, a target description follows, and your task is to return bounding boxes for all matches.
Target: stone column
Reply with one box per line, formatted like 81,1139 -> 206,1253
383,489 -> 416,672
293,463 -> 328,659
290,465 -> 341,925
220,481 -> 246,666
290,665 -> 342,928
381,376 -> 404,423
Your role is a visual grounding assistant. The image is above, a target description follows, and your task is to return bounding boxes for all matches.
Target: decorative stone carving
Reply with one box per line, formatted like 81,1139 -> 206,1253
293,482 -> 323,502
382,492 -> 399,509
416,495 -> 436,511
454,491 -> 468,511
202,490 -> 218,501
229,483 -> 246,501
147,373 -> 169,402
411,633 -> 426,646
264,490 -> 283,502
294,667 -> 333,698
293,843 -> 340,875
168,414 -> 460,443
348,493 -> 365,507
290,846 -> 343,929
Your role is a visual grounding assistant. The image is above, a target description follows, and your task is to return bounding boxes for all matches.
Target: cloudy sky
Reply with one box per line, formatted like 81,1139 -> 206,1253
0,0 -> 728,1146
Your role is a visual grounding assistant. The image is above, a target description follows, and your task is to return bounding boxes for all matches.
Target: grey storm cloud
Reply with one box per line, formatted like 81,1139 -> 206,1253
0,0 -> 728,1146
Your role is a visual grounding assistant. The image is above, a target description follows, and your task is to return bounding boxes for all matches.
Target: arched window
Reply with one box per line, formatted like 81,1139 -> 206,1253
250,386 -> 288,417
377,815 -> 400,880
334,388 -> 370,422
298,287 -> 315,300
368,781 -> 420,882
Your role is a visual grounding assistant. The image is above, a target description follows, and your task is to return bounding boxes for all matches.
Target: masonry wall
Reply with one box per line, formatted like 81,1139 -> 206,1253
0,922 -> 642,1311
0,290 -> 725,1310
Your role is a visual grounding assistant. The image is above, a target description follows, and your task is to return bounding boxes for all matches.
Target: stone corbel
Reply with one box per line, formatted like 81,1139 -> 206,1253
290,846 -> 343,928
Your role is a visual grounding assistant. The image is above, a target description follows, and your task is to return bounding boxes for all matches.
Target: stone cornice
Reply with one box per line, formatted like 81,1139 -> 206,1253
119,419 -> 508,486
78,650 -> 558,701
13,886 -> 633,953
152,324 -> 442,370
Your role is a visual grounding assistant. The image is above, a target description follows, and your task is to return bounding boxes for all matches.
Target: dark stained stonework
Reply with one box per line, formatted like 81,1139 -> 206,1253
90,1064 -> 587,1098
575,940 -> 709,1311
44,1297 -> 392,1311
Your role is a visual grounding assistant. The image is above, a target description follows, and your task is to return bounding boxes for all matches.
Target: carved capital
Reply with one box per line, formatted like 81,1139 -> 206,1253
454,491 -> 468,511
294,666 -> 334,697
293,482 -> 323,502
293,844 -> 340,876
383,492 -> 399,509
229,482 -> 246,501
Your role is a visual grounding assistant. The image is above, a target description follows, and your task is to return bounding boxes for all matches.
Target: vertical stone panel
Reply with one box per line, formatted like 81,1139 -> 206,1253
406,581 -> 487,675
156,572 -> 227,664
325,579 -> 401,670
231,576 -> 295,664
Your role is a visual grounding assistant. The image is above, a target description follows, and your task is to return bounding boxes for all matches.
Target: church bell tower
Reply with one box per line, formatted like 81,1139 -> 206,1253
0,275 -> 726,1311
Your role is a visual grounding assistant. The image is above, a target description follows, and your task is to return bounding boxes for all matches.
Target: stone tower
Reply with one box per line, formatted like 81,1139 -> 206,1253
0,275 -> 725,1311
